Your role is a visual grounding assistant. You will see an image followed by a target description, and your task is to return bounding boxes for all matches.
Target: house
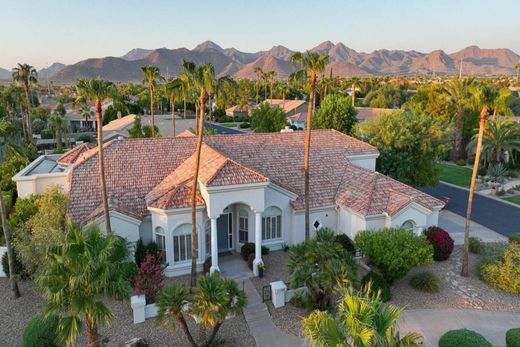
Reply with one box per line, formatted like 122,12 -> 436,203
102,114 -> 137,141
263,99 -> 308,116
14,130 -> 444,277
225,105 -> 250,118
287,112 -> 307,129
355,107 -> 397,123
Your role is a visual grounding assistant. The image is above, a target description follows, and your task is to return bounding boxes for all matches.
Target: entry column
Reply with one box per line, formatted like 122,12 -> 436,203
210,217 -> 219,273
253,211 -> 263,276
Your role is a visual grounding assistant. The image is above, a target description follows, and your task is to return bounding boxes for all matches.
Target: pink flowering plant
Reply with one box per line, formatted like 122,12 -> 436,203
134,253 -> 164,304
424,226 -> 454,261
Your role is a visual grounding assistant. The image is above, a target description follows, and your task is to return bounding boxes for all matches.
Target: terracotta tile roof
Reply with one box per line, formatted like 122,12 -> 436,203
102,114 -> 136,132
263,99 -> 307,114
288,112 -> 307,122
355,107 -> 396,122
176,130 -> 196,137
57,143 -> 92,165
147,184 -> 205,210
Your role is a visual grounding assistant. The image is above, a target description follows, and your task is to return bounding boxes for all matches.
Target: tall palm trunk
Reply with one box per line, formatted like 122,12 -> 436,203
56,129 -> 62,151
1,191 -> 20,298
183,96 -> 187,119
190,89 -> 205,289
194,103 -> 199,135
264,81 -> 267,101
461,106 -> 488,277
351,84 -> 356,107
24,84 -> 33,140
208,94 -> 212,119
304,73 -> 317,241
149,81 -> 155,138
96,99 -> 112,234
453,109 -> 464,160
270,80 -> 273,105
282,92 -> 286,111
85,314 -> 99,347
170,95 -> 176,137
256,78 -> 259,104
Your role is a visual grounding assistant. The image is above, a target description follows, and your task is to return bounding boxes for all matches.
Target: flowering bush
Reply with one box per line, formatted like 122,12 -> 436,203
134,253 -> 164,304
424,226 -> 454,261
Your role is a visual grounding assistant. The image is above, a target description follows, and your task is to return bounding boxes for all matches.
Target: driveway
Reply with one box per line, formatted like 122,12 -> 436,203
422,183 -> 520,237
438,210 -> 507,244
205,122 -> 245,135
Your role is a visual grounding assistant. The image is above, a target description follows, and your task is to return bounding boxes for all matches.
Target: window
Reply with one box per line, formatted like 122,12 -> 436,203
173,224 -> 192,263
205,220 -> 211,256
313,219 -> 322,230
401,220 -> 415,232
239,210 -> 249,243
155,227 -> 166,264
262,207 -> 282,240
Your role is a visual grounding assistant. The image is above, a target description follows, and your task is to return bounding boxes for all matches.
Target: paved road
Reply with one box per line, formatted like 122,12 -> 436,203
205,122 -> 245,135
422,183 -> 520,237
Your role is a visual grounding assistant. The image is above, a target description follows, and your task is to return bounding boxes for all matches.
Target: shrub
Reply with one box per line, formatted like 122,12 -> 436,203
438,329 -> 492,347
477,167 -> 487,176
355,228 -> 433,283
480,245 -> 520,293
22,313 -> 59,347
455,159 -> 466,166
239,122 -> 251,129
409,271 -> 442,293
469,237 -> 482,254
361,271 -> 391,302
2,249 -> 30,280
262,245 -> 269,255
506,328 -> 520,347
77,133 -> 91,143
203,257 -> 212,274
335,234 -> 356,255
134,253 -> 164,304
289,290 -> 313,310
135,240 -> 159,267
241,242 -> 255,260
247,253 -> 255,270
509,232 -> 520,245
424,226 -> 454,261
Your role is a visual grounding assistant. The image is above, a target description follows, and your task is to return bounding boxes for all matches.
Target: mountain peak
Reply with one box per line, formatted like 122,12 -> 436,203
193,40 -> 224,52
312,40 -> 335,52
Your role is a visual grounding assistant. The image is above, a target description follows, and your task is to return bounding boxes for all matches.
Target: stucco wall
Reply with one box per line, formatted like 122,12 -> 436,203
292,207 -> 337,244
16,174 -> 68,198
347,155 -> 378,171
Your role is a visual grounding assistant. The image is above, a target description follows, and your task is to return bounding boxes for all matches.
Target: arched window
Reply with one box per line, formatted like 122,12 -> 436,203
155,227 -> 166,264
401,220 -> 415,232
173,224 -> 192,263
239,209 -> 249,243
262,207 -> 282,241
205,220 -> 211,256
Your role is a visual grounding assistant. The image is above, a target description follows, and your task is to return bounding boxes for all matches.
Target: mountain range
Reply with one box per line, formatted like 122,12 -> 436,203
2,41 -> 519,82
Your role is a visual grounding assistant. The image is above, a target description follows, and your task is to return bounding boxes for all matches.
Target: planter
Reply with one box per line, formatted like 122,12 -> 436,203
258,268 -> 264,278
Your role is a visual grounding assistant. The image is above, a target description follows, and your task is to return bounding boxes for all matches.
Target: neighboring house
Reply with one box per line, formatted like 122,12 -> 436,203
225,105 -> 250,117
263,99 -> 307,116
14,130 -> 444,277
67,110 -> 96,132
355,107 -> 397,123
102,114 -> 136,141
509,86 -> 520,97
288,112 -> 307,129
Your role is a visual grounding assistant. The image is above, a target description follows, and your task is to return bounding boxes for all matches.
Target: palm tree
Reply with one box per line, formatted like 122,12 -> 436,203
444,78 -> 471,160
467,117 -> 520,167
291,51 -> 329,241
254,66 -> 263,104
0,191 -> 20,298
12,63 -> 37,140
47,113 -> 70,152
76,79 -> 117,233
141,65 -> 162,138
156,272 -> 246,347
267,70 -> 277,104
179,73 -> 190,119
302,283 -> 423,346
350,76 -> 360,108
277,83 -> 290,111
37,223 -> 131,347
165,78 -> 182,136
261,71 -> 269,101
461,85 -> 498,277
182,61 -> 216,289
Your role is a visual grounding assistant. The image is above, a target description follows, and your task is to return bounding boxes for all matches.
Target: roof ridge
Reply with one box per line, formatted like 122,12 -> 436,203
71,139 -> 118,169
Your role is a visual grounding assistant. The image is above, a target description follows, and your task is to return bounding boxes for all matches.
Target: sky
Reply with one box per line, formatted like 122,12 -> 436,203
1,0 -> 519,69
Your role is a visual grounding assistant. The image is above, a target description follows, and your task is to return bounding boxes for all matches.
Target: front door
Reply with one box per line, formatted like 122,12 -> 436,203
217,213 -> 232,251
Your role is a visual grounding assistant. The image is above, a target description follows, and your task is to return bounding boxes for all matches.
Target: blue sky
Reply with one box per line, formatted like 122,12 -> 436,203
1,0 -> 519,69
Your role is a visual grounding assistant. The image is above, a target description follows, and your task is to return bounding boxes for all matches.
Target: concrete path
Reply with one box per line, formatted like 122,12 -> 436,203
399,309 -> 520,347
242,279 -> 307,347
438,210 -> 507,245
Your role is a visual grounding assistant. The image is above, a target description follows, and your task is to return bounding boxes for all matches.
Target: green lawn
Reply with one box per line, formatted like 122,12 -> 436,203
437,163 -> 472,187
503,195 -> 520,206
219,122 -> 240,128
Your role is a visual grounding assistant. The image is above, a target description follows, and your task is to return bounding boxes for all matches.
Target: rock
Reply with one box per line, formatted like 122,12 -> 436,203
123,337 -> 149,347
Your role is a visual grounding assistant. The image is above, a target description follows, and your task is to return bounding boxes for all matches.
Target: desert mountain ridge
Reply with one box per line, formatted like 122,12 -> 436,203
2,41 -> 519,82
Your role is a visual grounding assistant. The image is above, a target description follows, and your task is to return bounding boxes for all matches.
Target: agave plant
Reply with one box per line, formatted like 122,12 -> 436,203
487,163 -> 508,184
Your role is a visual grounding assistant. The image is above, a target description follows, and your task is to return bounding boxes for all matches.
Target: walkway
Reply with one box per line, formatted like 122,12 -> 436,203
242,279 -> 307,347
399,309 -> 520,347
422,183 -> 520,237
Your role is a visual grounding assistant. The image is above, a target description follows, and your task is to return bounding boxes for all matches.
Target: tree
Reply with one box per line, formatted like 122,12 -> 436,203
364,84 -> 406,109
302,283 -> 423,347
254,66 -> 263,104
12,63 -> 38,140
350,76 -> 360,107
250,103 -> 287,133
165,78 -> 182,136
37,223 -> 132,347
76,79 -> 117,233
462,85 -> 499,277
467,117 -> 520,167
312,94 -> 358,135
47,113 -> 70,152
444,78 -> 471,160
266,70 -> 277,103
141,65 -> 162,138
182,61 -> 216,288
288,228 -> 357,310
277,83 -> 290,110
54,102 -> 66,116
360,111 -> 446,188
156,272 -> 246,347
291,51 -> 329,241
1,190 -> 20,298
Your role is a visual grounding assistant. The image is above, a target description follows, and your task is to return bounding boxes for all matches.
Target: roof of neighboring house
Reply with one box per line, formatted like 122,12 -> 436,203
264,99 -> 307,114
355,107 -> 397,122
288,112 -> 307,123
226,105 -> 249,113
67,129 -> 442,223
102,114 -> 136,132
176,130 -> 196,137
57,143 -> 92,165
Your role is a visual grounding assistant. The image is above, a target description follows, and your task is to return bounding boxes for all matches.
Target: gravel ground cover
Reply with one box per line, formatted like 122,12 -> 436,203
0,275 -> 256,346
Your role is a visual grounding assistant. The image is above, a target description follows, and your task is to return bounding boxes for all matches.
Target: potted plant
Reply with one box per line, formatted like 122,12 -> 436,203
258,262 -> 265,278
